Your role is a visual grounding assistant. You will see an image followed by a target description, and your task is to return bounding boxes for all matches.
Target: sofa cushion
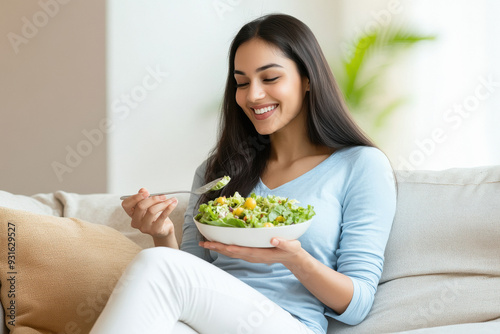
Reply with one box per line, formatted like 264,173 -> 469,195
392,318 -> 500,333
54,191 -> 156,249
0,190 -> 190,249
0,191 -> 63,217
52,191 -> 190,249
0,207 -> 141,333
328,165 -> 500,333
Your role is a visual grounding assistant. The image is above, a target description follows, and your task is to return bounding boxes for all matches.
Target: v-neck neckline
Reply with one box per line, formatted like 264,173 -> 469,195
258,150 -> 340,191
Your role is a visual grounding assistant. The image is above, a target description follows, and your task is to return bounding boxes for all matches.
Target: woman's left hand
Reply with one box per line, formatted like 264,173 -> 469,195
199,238 -> 304,265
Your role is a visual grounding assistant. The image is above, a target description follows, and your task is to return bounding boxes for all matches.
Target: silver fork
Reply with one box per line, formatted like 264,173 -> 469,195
119,177 -> 227,200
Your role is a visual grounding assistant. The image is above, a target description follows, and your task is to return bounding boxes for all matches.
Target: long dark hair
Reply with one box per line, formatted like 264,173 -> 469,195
200,13 -> 375,204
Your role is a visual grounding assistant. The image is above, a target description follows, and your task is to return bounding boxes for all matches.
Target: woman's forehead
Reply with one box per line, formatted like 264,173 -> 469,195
234,39 -> 290,72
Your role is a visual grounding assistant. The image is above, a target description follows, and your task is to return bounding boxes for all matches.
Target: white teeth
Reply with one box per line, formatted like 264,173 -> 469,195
253,105 -> 278,115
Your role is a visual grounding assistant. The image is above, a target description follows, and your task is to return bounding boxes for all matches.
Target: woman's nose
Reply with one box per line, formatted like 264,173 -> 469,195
247,82 -> 265,102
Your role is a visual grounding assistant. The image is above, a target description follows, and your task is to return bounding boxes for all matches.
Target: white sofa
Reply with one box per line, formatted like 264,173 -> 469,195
1,166 -> 499,333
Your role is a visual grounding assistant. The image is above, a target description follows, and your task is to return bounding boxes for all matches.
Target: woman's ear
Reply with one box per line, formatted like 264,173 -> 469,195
303,77 -> 310,92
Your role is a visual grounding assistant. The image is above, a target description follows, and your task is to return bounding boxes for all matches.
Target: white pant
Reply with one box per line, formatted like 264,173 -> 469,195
90,247 -> 315,334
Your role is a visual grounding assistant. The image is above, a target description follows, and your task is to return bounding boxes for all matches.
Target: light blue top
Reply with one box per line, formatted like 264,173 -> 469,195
181,146 -> 397,334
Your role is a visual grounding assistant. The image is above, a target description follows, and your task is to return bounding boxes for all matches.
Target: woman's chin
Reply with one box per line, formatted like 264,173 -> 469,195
254,127 -> 274,136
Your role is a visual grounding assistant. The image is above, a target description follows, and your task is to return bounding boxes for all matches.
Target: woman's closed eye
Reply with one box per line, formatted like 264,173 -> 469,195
263,76 -> 279,82
235,77 -> 280,88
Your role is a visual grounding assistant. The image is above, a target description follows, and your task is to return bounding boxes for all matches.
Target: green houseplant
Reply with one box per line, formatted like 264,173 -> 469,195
333,24 -> 436,141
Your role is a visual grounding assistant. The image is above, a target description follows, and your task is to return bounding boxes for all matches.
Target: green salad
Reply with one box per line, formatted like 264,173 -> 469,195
195,192 -> 315,228
210,176 -> 231,191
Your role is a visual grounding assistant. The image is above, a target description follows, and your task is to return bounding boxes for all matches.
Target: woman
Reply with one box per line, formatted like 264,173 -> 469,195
91,14 -> 396,334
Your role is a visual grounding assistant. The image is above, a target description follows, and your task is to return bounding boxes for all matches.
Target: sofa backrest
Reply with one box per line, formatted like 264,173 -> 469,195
0,190 -> 189,249
328,165 -> 500,333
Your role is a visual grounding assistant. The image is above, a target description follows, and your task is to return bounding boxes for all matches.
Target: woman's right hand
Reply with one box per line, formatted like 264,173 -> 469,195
121,188 -> 178,244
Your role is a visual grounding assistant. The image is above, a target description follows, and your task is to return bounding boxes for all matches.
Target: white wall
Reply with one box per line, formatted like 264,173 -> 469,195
0,0 -> 106,195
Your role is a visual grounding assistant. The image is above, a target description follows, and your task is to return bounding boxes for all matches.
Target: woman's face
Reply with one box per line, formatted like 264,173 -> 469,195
234,38 -> 309,136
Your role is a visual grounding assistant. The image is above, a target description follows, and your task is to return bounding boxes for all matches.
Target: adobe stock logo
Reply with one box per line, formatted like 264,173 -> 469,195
222,299 -> 276,334
51,65 -> 169,182
60,269 -> 136,334
7,0 -> 73,55
213,0 -> 241,20
407,279 -> 463,327
340,0 -> 403,60
397,74 -> 499,179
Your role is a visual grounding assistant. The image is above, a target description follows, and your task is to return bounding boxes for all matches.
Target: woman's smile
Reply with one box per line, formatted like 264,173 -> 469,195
252,103 -> 278,115
251,103 -> 279,120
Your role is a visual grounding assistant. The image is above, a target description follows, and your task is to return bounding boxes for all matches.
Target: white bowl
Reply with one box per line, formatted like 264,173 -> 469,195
194,218 -> 313,248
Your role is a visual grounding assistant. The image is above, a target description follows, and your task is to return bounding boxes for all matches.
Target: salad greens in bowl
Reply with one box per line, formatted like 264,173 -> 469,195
194,192 -> 315,247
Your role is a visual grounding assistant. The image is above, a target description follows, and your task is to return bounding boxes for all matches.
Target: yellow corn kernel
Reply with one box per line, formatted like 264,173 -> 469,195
244,197 -> 257,210
233,207 -> 244,217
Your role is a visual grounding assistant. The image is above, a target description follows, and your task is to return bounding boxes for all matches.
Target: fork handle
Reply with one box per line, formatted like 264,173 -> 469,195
119,191 -> 193,201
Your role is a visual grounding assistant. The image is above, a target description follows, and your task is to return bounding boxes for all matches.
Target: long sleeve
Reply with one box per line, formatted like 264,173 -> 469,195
326,148 -> 397,325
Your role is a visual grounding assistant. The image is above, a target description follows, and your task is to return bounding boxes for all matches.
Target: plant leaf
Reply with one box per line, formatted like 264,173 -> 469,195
374,97 -> 408,128
334,22 -> 436,131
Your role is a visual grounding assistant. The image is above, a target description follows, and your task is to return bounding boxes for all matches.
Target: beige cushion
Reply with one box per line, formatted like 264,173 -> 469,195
328,166 -> 500,333
0,207 -> 141,333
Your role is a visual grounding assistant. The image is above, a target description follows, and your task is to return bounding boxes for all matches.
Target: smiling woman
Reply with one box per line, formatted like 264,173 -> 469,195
91,13 -> 396,334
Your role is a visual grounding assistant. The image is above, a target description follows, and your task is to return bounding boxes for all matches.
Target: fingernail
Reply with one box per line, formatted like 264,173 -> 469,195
271,238 -> 279,246
159,195 -> 167,200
